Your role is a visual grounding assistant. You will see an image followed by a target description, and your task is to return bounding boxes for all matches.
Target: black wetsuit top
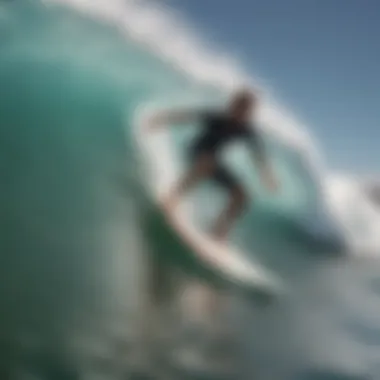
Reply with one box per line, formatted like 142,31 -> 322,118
190,110 -> 262,158
187,111 -> 264,190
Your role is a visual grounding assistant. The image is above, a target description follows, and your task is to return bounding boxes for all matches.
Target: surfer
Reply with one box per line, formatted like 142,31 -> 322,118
146,89 -> 279,241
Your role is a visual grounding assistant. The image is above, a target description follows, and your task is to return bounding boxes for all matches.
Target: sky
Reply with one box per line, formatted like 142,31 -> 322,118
170,0 -> 380,174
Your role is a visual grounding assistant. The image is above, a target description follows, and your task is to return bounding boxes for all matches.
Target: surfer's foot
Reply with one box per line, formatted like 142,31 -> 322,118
212,234 -> 228,244
161,193 -> 180,212
209,226 -> 229,243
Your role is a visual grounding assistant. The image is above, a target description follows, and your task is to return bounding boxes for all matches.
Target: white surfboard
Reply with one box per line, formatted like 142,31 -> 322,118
135,112 -> 282,297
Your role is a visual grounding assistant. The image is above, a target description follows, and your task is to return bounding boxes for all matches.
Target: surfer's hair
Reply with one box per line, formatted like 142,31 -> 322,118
230,88 -> 258,106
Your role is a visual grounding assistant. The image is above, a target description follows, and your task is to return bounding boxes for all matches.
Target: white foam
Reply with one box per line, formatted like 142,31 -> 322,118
43,0 -> 380,255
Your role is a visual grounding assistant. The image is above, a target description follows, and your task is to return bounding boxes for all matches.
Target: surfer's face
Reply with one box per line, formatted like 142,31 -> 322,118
229,91 -> 257,122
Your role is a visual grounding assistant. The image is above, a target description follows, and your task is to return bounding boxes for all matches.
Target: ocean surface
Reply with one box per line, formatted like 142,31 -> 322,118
1,1 -> 380,379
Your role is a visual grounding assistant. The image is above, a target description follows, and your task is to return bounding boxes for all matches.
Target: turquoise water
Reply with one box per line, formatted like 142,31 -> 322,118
1,1 -> 380,379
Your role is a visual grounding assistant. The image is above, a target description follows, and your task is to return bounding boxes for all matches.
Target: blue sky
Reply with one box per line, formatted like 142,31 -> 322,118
171,0 -> 379,173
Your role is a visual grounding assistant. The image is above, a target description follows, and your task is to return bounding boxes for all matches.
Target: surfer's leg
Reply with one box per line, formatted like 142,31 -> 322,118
210,166 -> 248,241
200,168 -> 247,342
163,153 -> 215,211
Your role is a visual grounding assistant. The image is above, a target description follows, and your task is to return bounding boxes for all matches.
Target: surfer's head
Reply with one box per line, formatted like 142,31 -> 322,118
228,88 -> 258,122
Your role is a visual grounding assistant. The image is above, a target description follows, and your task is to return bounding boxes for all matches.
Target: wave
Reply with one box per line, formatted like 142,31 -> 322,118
1,1 -> 380,379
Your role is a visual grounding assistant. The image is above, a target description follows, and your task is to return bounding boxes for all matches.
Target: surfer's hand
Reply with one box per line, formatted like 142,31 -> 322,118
143,109 -> 197,133
142,111 -> 168,133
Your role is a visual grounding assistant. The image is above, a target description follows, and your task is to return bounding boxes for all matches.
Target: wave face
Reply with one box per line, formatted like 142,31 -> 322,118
1,1 -> 380,379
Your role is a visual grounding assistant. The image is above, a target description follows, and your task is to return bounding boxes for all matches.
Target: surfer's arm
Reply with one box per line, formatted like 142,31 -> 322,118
247,129 -> 278,192
144,109 -> 200,131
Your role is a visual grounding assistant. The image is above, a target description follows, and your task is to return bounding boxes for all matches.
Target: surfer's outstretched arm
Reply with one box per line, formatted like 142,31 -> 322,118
144,109 -> 199,131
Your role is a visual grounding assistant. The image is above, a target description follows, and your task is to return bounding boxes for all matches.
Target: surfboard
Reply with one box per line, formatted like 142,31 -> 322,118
135,112 -> 283,298
163,201 -> 281,298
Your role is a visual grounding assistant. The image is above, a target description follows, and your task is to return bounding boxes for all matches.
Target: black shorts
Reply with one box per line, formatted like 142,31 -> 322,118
188,145 -> 240,191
